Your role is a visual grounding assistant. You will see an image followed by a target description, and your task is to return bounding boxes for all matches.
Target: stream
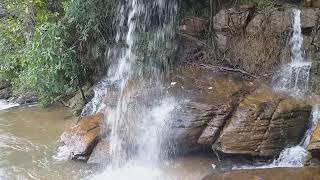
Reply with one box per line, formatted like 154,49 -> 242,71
0,104 -> 213,180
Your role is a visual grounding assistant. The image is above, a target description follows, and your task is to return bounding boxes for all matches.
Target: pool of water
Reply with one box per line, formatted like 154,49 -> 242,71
0,105 -> 214,180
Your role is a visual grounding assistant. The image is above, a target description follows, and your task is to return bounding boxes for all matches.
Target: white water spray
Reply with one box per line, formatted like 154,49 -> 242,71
82,0 -> 179,179
274,9 -> 312,94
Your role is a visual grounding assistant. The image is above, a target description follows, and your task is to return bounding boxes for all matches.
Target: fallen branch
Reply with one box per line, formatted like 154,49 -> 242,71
218,66 -> 258,78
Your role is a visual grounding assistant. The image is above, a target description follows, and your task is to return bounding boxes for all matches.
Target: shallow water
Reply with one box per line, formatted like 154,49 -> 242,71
0,105 -> 95,179
0,105 -> 214,180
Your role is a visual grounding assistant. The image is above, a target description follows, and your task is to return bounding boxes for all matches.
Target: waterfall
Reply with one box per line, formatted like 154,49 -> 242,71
84,0 -> 178,179
233,9 -> 316,170
233,106 -> 320,170
270,9 -> 313,168
274,9 -> 312,95
268,106 -> 319,168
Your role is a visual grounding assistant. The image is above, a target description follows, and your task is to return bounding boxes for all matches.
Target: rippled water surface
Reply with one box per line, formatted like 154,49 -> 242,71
0,105 -> 94,179
0,105 -> 213,180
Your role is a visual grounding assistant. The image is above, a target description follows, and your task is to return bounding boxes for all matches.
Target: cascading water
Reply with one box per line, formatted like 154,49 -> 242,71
267,105 -> 320,168
82,0 -> 179,179
274,9 -> 312,95
233,106 -> 320,170
234,9 -> 317,170
270,9 -> 314,168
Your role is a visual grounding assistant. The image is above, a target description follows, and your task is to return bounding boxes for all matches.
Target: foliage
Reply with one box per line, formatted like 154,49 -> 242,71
14,22 -> 75,105
0,0 -> 116,106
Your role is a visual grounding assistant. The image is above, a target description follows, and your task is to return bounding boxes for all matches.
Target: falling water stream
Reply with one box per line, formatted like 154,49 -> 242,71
270,9 -> 314,168
274,9 -> 312,94
234,9 -> 317,170
83,0 -> 186,179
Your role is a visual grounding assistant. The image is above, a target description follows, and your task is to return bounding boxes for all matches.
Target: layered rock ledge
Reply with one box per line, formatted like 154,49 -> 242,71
202,167 -> 320,180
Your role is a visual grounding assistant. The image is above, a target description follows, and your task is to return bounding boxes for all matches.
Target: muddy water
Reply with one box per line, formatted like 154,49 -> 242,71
0,105 -> 214,180
0,105 -> 93,179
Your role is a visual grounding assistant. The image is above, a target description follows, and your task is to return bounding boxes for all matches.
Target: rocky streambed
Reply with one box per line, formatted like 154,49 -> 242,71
59,64 -> 319,172
3,2 -> 320,179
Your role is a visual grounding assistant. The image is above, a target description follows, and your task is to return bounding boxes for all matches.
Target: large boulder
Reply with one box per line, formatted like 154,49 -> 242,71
87,139 -> 111,164
164,66 -> 256,154
60,113 -> 104,161
202,167 -> 320,180
213,6 -> 254,32
215,88 -> 312,157
212,6 -> 254,52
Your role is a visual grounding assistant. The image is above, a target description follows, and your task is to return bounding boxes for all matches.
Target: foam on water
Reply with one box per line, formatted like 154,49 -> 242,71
0,100 -> 18,111
90,161 -> 167,180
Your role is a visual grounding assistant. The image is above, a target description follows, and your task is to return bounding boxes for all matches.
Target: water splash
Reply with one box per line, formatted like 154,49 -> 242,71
79,0 -> 178,178
0,100 -> 18,111
274,9 -> 312,95
270,105 -> 320,168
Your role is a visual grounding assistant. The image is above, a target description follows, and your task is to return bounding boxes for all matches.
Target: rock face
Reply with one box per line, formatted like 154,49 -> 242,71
308,122 -> 320,153
213,6 -> 254,32
202,167 -> 320,180
87,139 -> 111,164
165,66 -> 256,154
215,88 -> 312,157
60,113 -> 104,161
247,8 -> 319,35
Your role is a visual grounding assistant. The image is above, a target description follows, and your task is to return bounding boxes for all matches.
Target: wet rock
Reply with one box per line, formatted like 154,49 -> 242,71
215,88 -> 312,157
197,104 -> 233,145
0,88 -> 12,99
87,139 -> 111,164
165,67 -> 256,154
308,122 -> 320,153
202,167 -> 320,180
66,86 -> 94,116
12,91 -> 38,104
60,113 -> 104,161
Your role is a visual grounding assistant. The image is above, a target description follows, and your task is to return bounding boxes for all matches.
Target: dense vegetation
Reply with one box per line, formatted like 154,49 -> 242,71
0,0 -> 116,105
